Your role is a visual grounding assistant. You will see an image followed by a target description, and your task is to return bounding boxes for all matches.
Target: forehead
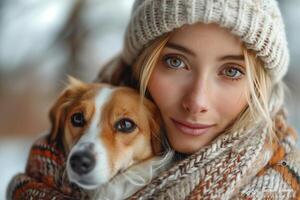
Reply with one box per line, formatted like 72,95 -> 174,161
68,85 -> 114,111
168,23 -> 243,55
94,87 -> 114,109
103,88 -> 142,115
93,86 -> 141,114
71,85 -> 143,119
77,84 -> 112,100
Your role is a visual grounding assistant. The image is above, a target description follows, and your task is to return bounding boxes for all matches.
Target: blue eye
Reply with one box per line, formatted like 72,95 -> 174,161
164,56 -> 186,69
221,66 -> 245,80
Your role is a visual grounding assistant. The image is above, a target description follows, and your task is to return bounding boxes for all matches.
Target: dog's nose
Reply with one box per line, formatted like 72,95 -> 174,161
70,150 -> 96,175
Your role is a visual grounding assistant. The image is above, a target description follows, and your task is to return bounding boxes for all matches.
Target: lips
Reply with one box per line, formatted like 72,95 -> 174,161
171,118 -> 215,136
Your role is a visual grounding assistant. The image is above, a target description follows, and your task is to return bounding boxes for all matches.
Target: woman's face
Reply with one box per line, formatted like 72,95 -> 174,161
148,23 -> 249,153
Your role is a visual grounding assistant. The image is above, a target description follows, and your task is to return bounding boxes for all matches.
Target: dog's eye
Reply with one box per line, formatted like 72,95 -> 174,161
71,112 -> 85,127
114,118 -> 136,133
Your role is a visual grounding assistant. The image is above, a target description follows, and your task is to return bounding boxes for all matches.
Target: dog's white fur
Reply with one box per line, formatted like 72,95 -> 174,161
89,148 -> 174,200
67,87 -> 114,188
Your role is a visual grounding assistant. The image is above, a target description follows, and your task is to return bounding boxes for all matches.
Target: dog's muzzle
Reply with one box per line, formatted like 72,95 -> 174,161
69,143 -> 96,175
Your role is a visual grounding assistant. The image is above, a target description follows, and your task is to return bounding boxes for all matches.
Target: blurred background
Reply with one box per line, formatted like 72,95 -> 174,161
0,0 -> 299,199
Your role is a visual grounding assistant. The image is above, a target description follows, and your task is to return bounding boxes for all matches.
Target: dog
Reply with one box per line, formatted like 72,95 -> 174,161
49,77 -> 174,199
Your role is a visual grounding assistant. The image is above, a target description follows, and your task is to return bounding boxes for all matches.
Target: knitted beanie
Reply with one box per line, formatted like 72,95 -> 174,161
121,0 -> 289,82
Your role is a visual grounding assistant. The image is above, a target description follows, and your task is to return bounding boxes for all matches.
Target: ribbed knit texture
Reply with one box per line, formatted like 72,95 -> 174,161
122,0 -> 289,82
7,111 -> 300,199
127,111 -> 300,200
6,101 -> 300,199
7,137 -> 89,200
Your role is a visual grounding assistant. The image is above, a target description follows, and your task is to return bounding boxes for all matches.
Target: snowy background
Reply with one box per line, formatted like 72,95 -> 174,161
0,0 -> 299,199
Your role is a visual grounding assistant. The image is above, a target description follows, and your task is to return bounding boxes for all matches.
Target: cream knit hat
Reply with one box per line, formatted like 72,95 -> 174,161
121,0 -> 289,82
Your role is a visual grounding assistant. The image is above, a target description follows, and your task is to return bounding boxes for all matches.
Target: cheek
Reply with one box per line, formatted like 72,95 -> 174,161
148,68 -> 182,113
215,84 -> 248,121
65,124 -> 85,151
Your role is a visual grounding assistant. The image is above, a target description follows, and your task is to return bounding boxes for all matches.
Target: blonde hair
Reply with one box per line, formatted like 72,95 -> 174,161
231,50 -> 273,139
132,33 -> 171,96
132,34 -> 279,142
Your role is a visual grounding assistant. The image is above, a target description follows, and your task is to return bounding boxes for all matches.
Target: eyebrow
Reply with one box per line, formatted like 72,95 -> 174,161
218,55 -> 244,61
165,42 -> 244,61
165,42 -> 196,56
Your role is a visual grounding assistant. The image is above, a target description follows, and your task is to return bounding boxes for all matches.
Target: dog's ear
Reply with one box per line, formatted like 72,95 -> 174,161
48,90 -> 70,142
150,117 -> 163,156
143,99 -> 164,156
48,76 -> 88,142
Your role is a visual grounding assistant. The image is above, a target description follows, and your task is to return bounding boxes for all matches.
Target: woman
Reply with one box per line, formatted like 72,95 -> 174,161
8,0 -> 300,199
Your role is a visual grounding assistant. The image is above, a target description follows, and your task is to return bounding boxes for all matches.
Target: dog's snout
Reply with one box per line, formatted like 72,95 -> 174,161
79,142 -> 95,151
70,150 -> 96,175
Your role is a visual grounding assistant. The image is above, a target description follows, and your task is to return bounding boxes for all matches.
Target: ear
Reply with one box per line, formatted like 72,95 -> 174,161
48,90 -> 71,142
67,75 -> 87,88
48,76 -> 88,142
144,99 -> 164,156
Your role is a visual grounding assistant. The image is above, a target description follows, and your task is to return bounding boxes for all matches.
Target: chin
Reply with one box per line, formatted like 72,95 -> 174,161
169,139 -> 207,154
165,124 -> 220,154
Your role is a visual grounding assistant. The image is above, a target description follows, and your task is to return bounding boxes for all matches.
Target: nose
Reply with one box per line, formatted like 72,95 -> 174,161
69,143 -> 96,175
70,151 -> 96,175
182,79 -> 210,114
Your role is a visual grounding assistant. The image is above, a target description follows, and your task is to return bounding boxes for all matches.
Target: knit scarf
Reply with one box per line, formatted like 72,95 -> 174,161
127,110 -> 298,199
9,109 -> 297,200
128,113 -> 295,199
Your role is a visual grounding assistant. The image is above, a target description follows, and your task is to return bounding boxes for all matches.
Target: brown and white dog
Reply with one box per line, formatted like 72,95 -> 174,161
49,77 -> 173,199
